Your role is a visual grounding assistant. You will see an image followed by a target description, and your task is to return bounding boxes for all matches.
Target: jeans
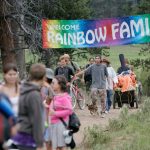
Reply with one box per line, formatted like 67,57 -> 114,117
106,90 -> 113,111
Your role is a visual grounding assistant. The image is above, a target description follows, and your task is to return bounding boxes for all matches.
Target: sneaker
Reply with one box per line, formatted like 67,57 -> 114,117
101,113 -> 105,118
105,111 -> 109,114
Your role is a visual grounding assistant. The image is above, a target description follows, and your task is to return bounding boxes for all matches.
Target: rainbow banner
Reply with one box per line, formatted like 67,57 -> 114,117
42,14 -> 150,48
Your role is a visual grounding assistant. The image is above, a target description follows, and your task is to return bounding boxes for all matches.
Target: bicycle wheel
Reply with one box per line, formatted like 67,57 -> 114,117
70,88 -> 77,109
77,88 -> 86,110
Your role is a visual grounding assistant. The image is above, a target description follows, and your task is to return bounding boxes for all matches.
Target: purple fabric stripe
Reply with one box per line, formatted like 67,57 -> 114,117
12,132 -> 36,147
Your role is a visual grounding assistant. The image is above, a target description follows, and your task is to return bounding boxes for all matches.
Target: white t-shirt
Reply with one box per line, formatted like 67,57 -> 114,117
106,66 -> 118,90
10,96 -> 19,116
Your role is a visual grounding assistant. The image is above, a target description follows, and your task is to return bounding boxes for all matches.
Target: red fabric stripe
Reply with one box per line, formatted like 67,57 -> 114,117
0,114 -> 4,142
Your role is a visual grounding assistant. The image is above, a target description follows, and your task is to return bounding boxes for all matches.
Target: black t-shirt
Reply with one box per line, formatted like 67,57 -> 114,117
55,66 -> 74,82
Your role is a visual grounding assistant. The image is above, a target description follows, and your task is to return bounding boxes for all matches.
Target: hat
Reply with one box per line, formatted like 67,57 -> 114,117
101,58 -> 110,64
46,68 -> 54,79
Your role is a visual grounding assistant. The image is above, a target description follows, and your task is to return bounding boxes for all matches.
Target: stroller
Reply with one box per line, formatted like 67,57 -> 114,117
113,70 -> 139,109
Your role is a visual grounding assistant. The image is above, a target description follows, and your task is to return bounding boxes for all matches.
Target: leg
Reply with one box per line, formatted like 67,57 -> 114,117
99,89 -> 106,113
85,81 -> 91,102
0,143 -> 4,150
44,126 -> 52,150
46,141 -> 52,150
90,88 -> 98,106
106,90 -> 109,111
56,147 -> 66,150
107,90 -> 113,111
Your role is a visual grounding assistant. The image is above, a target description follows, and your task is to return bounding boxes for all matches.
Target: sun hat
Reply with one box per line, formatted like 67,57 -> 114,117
101,58 -> 110,64
46,68 -> 54,79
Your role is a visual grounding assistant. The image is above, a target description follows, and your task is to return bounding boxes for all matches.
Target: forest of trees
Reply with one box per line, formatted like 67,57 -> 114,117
91,0 -> 141,18
0,0 -> 150,92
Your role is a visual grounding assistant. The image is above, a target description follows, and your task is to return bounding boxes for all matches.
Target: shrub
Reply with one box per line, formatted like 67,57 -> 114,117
83,125 -> 111,149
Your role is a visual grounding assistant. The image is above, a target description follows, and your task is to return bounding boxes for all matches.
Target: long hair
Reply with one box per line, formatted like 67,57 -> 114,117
55,75 -> 67,92
3,63 -> 19,93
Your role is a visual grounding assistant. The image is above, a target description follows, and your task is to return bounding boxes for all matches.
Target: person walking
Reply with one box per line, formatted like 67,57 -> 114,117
55,56 -> 74,82
12,63 -> 46,150
102,58 -> 118,113
49,75 -> 73,150
76,56 -> 108,118
63,54 -> 80,73
41,68 -> 54,150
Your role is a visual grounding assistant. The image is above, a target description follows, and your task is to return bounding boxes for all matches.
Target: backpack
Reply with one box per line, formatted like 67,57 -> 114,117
71,61 -> 77,73
68,112 -> 81,133
60,112 -> 81,133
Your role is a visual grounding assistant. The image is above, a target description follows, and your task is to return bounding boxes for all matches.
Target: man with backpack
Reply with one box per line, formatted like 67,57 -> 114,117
55,56 -> 74,82
63,54 -> 80,73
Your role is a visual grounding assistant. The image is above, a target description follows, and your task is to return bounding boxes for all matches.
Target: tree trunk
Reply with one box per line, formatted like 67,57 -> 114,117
15,50 -> 26,79
0,0 -> 26,79
14,0 -> 26,79
12,18 -> 26,79
0,0 -> 16,68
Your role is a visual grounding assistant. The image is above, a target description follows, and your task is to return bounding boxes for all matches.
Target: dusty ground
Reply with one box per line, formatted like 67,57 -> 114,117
74,106 -> 138,148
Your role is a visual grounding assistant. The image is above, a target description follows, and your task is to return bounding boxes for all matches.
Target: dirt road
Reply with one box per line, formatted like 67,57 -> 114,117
74,107 -> 137,148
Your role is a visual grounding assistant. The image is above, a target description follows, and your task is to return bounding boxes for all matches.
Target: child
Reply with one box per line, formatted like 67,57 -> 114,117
49,75 -> 73,150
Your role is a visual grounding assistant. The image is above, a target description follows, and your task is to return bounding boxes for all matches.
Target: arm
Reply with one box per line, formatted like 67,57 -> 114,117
54,109 -> 72,118
0,95 -> 17,136
76,64 -> 93,77
74,62 -> 81,72
104,66 -> 108,78
52,97 -> 73,118
75,69 -> 87,77
28,92 -> 43,148
0,97 -> 14,118
111,67 -> 118,84
0,95 -> 16,124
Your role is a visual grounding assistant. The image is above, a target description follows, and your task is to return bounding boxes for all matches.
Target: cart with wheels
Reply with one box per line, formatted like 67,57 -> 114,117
113,88 -> 138,109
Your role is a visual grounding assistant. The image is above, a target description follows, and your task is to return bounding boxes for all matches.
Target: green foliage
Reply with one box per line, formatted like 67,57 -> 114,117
42,0 -> 93,62
43,0 -> 92,19
91,0 -> 140,18
81,97 -> 150,150
108,106 -> 129,131
134,0 -> 150,14
83,125 -> 111,149
23,0 -> 93,67
130,44 -> 150,96
122,1 -> 136,16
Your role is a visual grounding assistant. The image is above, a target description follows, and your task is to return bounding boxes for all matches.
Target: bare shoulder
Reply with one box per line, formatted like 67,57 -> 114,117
0,84 -> 5,93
